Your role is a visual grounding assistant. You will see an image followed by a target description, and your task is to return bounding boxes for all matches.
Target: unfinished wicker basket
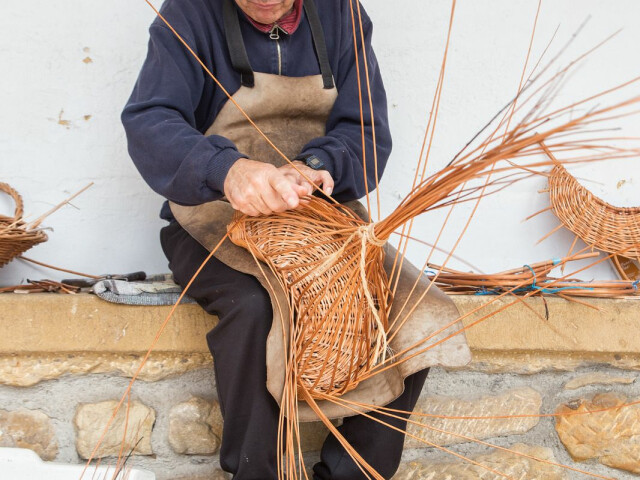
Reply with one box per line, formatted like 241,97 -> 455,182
549,165 -> 640,259
0,183 -> 48,267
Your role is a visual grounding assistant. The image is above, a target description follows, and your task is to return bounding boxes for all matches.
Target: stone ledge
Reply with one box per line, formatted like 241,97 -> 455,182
1,294 -> 639,373
0,294 -> 214,354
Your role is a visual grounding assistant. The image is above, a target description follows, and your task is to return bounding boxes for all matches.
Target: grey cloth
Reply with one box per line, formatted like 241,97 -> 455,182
92,275 -> 196,306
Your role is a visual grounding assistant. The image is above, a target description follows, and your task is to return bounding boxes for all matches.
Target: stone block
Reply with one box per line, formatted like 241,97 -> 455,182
564,372 -> 636,390
555,393 -> 640,474
0,294 -> 214,354
169,397 -> 223,455
174,473 -> 229,480
166,396 -> 331,455
74,400 -> 155,459
0,409 -> 58,460
405,387 -> 541,448
0,352 -> 212,387
394,443 -> 568,479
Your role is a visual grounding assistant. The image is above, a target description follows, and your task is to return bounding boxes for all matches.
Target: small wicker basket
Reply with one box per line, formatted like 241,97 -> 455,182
0,183 -> 48,268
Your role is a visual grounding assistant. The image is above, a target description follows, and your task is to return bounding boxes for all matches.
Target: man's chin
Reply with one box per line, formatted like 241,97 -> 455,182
251,13 -> 281,24
239,0 -> 293,25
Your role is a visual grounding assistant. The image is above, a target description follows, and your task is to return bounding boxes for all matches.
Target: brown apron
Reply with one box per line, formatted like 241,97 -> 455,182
171,0 -> 471,421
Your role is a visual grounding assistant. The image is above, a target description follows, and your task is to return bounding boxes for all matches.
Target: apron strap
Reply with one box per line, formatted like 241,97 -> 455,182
223,0 -> 335,90
223,0 -> 255,88
303,0 -> 335,90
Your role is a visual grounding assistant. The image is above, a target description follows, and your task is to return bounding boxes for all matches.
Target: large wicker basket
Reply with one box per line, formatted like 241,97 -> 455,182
0,183 -> 48,267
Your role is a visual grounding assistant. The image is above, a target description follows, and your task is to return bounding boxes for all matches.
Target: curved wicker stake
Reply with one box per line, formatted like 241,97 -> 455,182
25,182 -> 94,230
347,0 -> 371,218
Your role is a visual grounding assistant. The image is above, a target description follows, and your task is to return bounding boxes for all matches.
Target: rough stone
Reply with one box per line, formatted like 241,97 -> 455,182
393,443 -> 568,479
174,473 -> 229,480
405,387 -> 541,448
564,372 -> 636,390
165,395 -> 331,455
458,350 -> 640,374
169,397 -> 223,455
0,409 -> 58,461
555,393 -> 640,474
0,352 -> 212,387
74,400 -> 155,459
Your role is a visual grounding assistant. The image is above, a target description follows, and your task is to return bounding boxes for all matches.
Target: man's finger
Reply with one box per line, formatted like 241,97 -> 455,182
261,185 -> 290,213
269,174 -> 300,209
313,170 -> 334,195
251,196 -> 272,216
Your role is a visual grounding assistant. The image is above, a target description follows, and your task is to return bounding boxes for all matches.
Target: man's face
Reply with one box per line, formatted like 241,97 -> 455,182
235,0 -> 296,25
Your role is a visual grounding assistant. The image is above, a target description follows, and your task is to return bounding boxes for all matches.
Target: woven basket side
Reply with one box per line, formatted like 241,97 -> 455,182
549,165 -> 640,258
0,182 -> 24,222
0,183 -> 48,267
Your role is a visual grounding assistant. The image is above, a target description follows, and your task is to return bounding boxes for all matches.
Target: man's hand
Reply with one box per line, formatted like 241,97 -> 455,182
223,159 -> 334,216
279,161 -> 334,197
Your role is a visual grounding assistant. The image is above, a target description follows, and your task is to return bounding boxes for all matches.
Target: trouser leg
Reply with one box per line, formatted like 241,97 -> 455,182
313,368 -> 429,480
160,221 -> 280,480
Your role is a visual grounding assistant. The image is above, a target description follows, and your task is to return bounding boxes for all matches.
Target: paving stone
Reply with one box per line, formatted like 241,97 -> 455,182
173,471 -> 229,480
563,372 -> 636,390
405,387 -> 541,448
556,392 -> 640,474
394,443 -> 568,479
74,400 -> 155,459
0,409 -> 58,460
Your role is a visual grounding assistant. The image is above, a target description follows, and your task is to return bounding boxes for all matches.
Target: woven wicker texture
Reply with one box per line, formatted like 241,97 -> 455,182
229,198 -> 390,398
549,164 -> 640,259
0,183 -> 47,268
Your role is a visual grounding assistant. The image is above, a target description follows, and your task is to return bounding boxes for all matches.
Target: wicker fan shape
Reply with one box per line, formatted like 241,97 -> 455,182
549,165 -> 640,258
0,183 -> 48,267
229,198 -> 391,398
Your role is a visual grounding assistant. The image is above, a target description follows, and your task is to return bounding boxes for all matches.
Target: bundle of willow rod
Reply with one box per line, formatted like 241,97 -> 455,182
0,182 -> 48,267
228,83 -> 640,400
426,255 -> 640,298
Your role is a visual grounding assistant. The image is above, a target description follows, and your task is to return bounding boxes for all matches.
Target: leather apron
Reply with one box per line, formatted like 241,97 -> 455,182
171,0 -> 471,422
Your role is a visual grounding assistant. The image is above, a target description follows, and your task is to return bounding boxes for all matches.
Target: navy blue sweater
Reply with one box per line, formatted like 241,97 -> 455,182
122,0 -> 391,220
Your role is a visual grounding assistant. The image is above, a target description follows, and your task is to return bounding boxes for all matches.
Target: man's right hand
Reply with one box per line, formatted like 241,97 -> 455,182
223,158 -> 310,216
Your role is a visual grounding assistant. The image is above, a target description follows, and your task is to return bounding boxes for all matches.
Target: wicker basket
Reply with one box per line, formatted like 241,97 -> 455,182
0,183 -> 48,268
549,165 -> 640,259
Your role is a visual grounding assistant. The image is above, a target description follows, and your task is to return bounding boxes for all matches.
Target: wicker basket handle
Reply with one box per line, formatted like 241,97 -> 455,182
0,182 -> 24,222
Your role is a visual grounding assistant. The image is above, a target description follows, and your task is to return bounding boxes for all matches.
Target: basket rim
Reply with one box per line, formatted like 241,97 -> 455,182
0,182 -> 24,222
551,164 -> 640,215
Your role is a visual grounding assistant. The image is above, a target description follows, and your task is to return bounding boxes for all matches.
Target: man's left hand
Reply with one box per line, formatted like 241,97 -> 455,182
279,161 -> 334,197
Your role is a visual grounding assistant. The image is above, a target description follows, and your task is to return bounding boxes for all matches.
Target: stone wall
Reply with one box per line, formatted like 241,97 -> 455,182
1,294 -> 639,479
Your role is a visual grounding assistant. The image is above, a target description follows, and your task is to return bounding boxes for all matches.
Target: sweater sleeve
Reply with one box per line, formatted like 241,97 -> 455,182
298,8 -> 392,203
122,23 -> 246,206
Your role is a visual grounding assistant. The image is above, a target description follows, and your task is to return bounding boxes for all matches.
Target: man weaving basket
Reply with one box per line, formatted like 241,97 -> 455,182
122,0 -> 470,478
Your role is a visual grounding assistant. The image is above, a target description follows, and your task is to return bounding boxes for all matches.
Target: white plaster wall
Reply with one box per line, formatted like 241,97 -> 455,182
1,0 -> 639,285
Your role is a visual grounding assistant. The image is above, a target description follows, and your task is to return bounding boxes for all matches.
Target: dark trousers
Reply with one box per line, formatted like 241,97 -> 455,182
161,221 -> 428,480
